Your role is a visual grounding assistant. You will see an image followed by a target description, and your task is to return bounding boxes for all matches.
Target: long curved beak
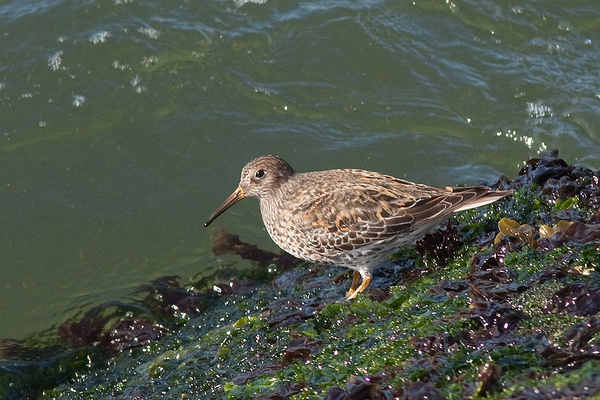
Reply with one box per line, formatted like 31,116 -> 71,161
204,185 -> 246,227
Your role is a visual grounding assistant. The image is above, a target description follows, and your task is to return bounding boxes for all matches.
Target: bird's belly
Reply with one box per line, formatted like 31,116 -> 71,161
264,220 -> 396,270
262,214 -> 444,273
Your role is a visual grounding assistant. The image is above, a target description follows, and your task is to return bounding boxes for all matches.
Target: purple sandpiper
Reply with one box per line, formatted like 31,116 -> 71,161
205,155 -> 511,300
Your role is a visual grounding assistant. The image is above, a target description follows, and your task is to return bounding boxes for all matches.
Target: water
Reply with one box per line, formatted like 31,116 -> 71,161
1,0 -> 599,340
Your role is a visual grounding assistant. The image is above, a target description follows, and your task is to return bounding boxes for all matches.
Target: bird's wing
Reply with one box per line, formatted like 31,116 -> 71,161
291,177 -> 491,253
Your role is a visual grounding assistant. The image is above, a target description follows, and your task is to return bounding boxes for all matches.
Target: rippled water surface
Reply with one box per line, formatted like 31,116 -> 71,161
1,0 -> 599,339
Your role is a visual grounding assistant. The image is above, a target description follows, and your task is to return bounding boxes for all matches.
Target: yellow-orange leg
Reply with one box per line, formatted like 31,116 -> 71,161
348,271 -> 361,292
345,271 -> 372,300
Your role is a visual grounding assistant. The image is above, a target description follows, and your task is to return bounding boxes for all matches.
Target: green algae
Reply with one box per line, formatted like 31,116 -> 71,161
496,360 -> 600,400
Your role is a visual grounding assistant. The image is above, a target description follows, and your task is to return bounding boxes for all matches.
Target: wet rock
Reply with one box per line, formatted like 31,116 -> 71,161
99,317 -> 167,355
554,208 -> 587,221
480,174 -> 513,191
547,282 -> 600,317
467,301 -> 524,333
563,317 -> 600,351
58,303 -> 168,355
281,334 -> 323,367
429,279 -> 470,297
555,221 -> 600,244
262,298 -> 322,328
541,317 -> 600,371
143,275 -> 214,317
513,149 -> 569,188
270,269 -> 315,291
471,231 -> 497,249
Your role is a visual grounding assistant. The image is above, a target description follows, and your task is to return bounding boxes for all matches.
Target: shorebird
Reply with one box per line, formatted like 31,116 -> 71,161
205,155 -> 511,300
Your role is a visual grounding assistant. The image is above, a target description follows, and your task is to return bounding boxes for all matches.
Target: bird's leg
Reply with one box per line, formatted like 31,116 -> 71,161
350,271 -> 361,290
345,271 -> 372,300
344,271 -> 360,300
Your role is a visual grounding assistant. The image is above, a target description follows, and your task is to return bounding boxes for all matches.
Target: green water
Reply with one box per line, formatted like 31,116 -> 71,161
1,0 -> 599,340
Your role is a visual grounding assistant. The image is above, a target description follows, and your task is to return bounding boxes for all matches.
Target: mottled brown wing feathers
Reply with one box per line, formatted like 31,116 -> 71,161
408,186 -> 488,229
295,186 -> 415,233
293,184 -> 494,252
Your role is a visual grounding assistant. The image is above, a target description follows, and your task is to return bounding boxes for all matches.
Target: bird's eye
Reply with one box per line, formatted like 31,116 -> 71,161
255,169 -> 266,179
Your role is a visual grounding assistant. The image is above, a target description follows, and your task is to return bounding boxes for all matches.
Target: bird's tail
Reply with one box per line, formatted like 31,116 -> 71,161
453,187 -> 512,212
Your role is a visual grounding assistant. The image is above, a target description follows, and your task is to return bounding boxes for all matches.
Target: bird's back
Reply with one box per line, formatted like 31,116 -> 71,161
259,168 -> 509,271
